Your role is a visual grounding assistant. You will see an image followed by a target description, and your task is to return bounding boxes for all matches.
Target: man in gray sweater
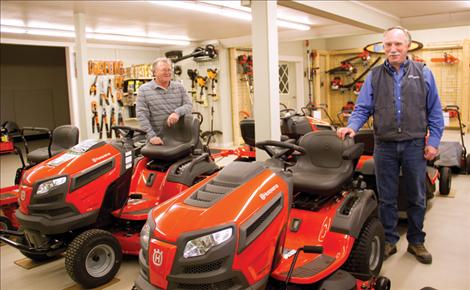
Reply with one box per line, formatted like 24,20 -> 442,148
136,57 -> 192,145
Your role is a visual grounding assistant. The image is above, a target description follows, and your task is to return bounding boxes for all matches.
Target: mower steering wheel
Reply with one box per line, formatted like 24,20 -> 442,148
280,108 -> 297,119
255,140 -> 306,160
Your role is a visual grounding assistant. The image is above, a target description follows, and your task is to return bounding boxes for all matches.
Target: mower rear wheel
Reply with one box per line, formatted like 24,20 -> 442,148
342,217 -> 384,277
438,167 -> 452,195
0,216 -> 13,231
65,229 -> 122,289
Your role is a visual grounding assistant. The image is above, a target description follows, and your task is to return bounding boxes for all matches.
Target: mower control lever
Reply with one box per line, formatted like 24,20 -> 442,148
285,246 -> 324,288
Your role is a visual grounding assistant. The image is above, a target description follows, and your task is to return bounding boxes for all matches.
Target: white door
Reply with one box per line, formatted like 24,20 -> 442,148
279,61 -> 297,110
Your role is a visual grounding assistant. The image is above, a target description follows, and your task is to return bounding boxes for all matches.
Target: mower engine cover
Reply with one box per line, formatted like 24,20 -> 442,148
16,139 -> 136,234
136,161 -> 292,290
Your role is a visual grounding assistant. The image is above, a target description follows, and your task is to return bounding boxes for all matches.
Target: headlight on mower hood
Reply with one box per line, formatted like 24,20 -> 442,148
183,228 -> 233,258
140,223 -> 150,251
36,177 -> 67,195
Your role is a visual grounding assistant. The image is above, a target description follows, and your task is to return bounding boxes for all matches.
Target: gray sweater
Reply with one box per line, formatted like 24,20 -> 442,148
136,80 -> 192,139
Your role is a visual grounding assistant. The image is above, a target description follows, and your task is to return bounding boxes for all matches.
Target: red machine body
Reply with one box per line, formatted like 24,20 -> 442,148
135,131 -> 390,290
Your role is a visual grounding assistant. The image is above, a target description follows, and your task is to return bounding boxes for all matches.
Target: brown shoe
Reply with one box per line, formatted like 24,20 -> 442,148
408,243 -> 432,264
384,242 -> 397,259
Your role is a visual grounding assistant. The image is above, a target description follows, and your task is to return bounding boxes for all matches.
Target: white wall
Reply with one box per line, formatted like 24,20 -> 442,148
325,25 -> 470,51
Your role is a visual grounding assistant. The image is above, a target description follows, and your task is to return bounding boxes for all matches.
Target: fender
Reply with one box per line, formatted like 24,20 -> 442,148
330,189 -> 377,239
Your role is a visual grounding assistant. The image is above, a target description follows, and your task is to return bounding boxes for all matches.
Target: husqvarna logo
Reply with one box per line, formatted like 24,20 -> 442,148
20,190 -> 26,201
152,248 -> 163,267
259,184 -> 279,200
92,153 -> 111,163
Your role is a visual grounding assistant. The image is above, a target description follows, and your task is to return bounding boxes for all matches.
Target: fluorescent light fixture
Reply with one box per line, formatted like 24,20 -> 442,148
196,0 -> 311,30
1,19 -> 25,27
27,28 -> 76,38
87,32 -> 190,45
151,1 -> 251,21
1,24 -> 190,45
1,26 -> 26,34
28,21 -> 75,32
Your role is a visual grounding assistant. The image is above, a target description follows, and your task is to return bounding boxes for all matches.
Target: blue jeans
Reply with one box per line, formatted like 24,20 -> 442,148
374,138 -> 427,245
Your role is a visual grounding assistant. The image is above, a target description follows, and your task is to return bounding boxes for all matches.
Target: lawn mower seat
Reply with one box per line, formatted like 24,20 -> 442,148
141,115 -> 200,162
27,125 -> 79,164
240,119 -> 255,147
291,131 -> 363,196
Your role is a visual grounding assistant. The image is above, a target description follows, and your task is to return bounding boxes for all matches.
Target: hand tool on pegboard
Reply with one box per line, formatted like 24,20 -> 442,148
107,79 -> 114,104
207,68 -> 218,102
196,75 -> 208,107
237,54 -> 254,105
91,101 -> 100,134
89,75 -> 98,96
109,107 -> 116,138
99,108 -> 109,139
187,69 -> 199,103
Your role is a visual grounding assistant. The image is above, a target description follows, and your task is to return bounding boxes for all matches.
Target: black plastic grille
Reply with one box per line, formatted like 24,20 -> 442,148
177,278 -> 235,290
71,159 -> 114,191
183,258 -> 225,274
185,179 -> 237,207
246,198 -> 281,238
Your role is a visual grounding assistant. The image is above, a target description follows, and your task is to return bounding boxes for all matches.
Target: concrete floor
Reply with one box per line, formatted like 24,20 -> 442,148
1,131 -> 469,290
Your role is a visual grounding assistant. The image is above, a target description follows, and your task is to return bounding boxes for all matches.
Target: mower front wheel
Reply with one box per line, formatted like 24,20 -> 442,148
0,216 -> 13,231
65,229 -> 122,289
342,217 -> 384,277
438,167 -> 452,195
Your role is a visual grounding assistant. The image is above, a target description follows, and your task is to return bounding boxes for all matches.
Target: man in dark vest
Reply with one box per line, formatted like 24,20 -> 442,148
337,26 -> 444,264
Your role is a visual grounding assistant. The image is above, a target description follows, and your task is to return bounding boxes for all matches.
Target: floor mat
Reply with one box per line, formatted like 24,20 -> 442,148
14,254 -> 63,270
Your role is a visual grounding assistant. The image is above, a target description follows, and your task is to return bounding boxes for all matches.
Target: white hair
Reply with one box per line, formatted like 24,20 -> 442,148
384,26 -> 412,45
152,57 -> 172,73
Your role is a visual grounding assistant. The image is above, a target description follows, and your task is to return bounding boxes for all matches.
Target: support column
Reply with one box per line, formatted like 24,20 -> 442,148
73,12 -> 89,139
217,47 -> 234,147
251,1 -> 280,160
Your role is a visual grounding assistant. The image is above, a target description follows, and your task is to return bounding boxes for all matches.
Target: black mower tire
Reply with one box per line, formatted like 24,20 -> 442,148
439,167 -> 452,195
342,217 -> 384,277
466,153 -> 470,174
65,229 -> 122,289
0,216 -> 13,231
375,276 -> 391,290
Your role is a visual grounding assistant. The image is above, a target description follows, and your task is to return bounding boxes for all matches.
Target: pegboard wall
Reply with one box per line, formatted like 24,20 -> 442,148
320,42 -> 469,130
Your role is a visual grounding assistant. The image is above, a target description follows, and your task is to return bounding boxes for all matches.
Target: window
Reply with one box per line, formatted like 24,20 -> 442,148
279,64 -> 289,94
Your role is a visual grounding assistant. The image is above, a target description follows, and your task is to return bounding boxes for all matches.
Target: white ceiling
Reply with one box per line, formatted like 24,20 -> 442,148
1,1 -> 469,48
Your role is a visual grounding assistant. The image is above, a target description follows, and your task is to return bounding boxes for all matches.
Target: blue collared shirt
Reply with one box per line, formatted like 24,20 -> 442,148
348,59 -> 444,148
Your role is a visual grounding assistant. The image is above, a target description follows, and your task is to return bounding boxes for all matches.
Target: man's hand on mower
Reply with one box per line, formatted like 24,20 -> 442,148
150,136 -> 164,145
337,127 -> 356,140
424,145 -> 438,161
167,113 -> 180,127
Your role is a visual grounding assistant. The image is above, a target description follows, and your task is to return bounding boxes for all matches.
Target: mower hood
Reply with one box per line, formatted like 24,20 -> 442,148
149,161 -> 292,244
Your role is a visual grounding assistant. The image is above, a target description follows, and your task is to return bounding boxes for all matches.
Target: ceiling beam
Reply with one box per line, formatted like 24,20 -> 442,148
278,0 -> 400,33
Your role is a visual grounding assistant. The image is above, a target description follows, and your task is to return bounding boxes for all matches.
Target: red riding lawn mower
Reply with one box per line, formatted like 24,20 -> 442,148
0,125 -> 80,230
212,107 -> 334,162
133,130 -> 390,290
0,115 -> 219,289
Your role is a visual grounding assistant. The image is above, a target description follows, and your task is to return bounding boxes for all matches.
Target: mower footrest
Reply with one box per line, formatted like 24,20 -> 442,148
281,254 -> 335,279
